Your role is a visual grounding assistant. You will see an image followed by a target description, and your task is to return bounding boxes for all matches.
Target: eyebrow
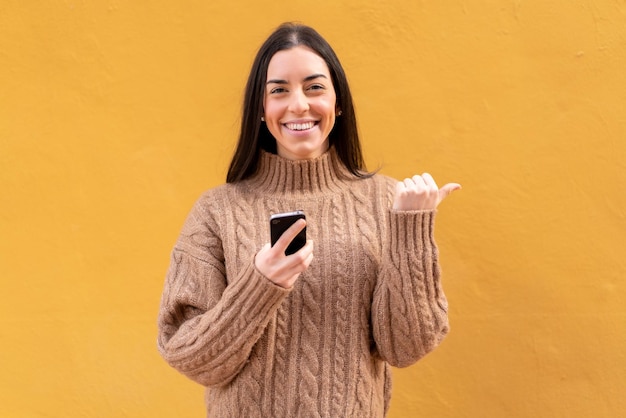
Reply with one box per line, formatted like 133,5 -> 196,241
266,73 -> 328,85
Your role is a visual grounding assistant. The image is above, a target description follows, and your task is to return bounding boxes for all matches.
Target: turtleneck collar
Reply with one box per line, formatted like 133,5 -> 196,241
243,148 -> 354,195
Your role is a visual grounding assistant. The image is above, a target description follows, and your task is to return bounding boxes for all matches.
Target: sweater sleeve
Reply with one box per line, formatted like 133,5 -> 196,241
372,209 -> 450,368
157,197 -> 290,387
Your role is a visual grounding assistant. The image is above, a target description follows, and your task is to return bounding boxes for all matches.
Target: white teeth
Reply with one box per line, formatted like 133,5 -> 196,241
286,121 -> 315,131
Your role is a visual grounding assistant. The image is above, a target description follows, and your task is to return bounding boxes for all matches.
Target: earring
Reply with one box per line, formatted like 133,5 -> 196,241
261,116 -> 265,122
336,110 -> 342,116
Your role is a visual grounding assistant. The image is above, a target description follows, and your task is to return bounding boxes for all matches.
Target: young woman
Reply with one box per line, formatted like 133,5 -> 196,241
157,22 -> 460,418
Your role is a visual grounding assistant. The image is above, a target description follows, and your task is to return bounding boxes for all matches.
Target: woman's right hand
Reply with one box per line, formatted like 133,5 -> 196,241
254,219 -> 314,289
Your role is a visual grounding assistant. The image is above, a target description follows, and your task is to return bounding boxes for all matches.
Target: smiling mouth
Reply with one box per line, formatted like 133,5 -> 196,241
284,121 -> 317,131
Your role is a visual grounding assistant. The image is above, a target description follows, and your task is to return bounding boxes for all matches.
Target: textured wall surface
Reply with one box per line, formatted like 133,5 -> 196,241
1,1 -> 625,417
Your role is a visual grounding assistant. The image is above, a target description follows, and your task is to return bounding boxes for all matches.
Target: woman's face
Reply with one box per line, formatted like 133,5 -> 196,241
263,46 -> 337,160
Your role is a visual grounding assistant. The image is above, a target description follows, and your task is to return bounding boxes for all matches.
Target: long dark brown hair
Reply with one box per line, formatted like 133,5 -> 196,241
226,22 -> 372,183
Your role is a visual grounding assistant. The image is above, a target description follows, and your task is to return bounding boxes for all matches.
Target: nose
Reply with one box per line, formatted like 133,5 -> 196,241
288,90 -> 309,114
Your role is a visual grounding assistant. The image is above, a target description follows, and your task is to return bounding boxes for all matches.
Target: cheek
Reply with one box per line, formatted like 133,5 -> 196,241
262,103 -> 283,139
263,101 -> 281,123
322,96 -> 337,117
321,101 -> 337,124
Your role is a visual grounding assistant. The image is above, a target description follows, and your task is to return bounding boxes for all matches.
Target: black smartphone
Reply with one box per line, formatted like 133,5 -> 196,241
270,210 -> 306,255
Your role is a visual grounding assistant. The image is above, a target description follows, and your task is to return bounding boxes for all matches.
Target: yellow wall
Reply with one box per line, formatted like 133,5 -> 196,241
1,1 -> 625,417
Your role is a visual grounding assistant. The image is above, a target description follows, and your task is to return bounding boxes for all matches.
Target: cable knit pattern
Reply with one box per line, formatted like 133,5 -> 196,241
296,269 -> 322,417
157,148 -> 450,418
329,195 -> 348,417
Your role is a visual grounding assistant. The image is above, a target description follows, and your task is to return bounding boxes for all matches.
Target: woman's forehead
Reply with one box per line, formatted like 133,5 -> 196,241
266,46 -> 330,80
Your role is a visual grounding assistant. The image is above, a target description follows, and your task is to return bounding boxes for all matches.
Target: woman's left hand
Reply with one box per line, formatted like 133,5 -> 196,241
393,173 -> 461,211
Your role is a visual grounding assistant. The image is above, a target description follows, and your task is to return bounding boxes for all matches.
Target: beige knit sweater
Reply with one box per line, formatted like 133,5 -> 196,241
157,149 -> 449,418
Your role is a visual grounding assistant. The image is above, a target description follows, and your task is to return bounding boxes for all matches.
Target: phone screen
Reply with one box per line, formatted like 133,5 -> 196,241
270,211 -> 306,255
